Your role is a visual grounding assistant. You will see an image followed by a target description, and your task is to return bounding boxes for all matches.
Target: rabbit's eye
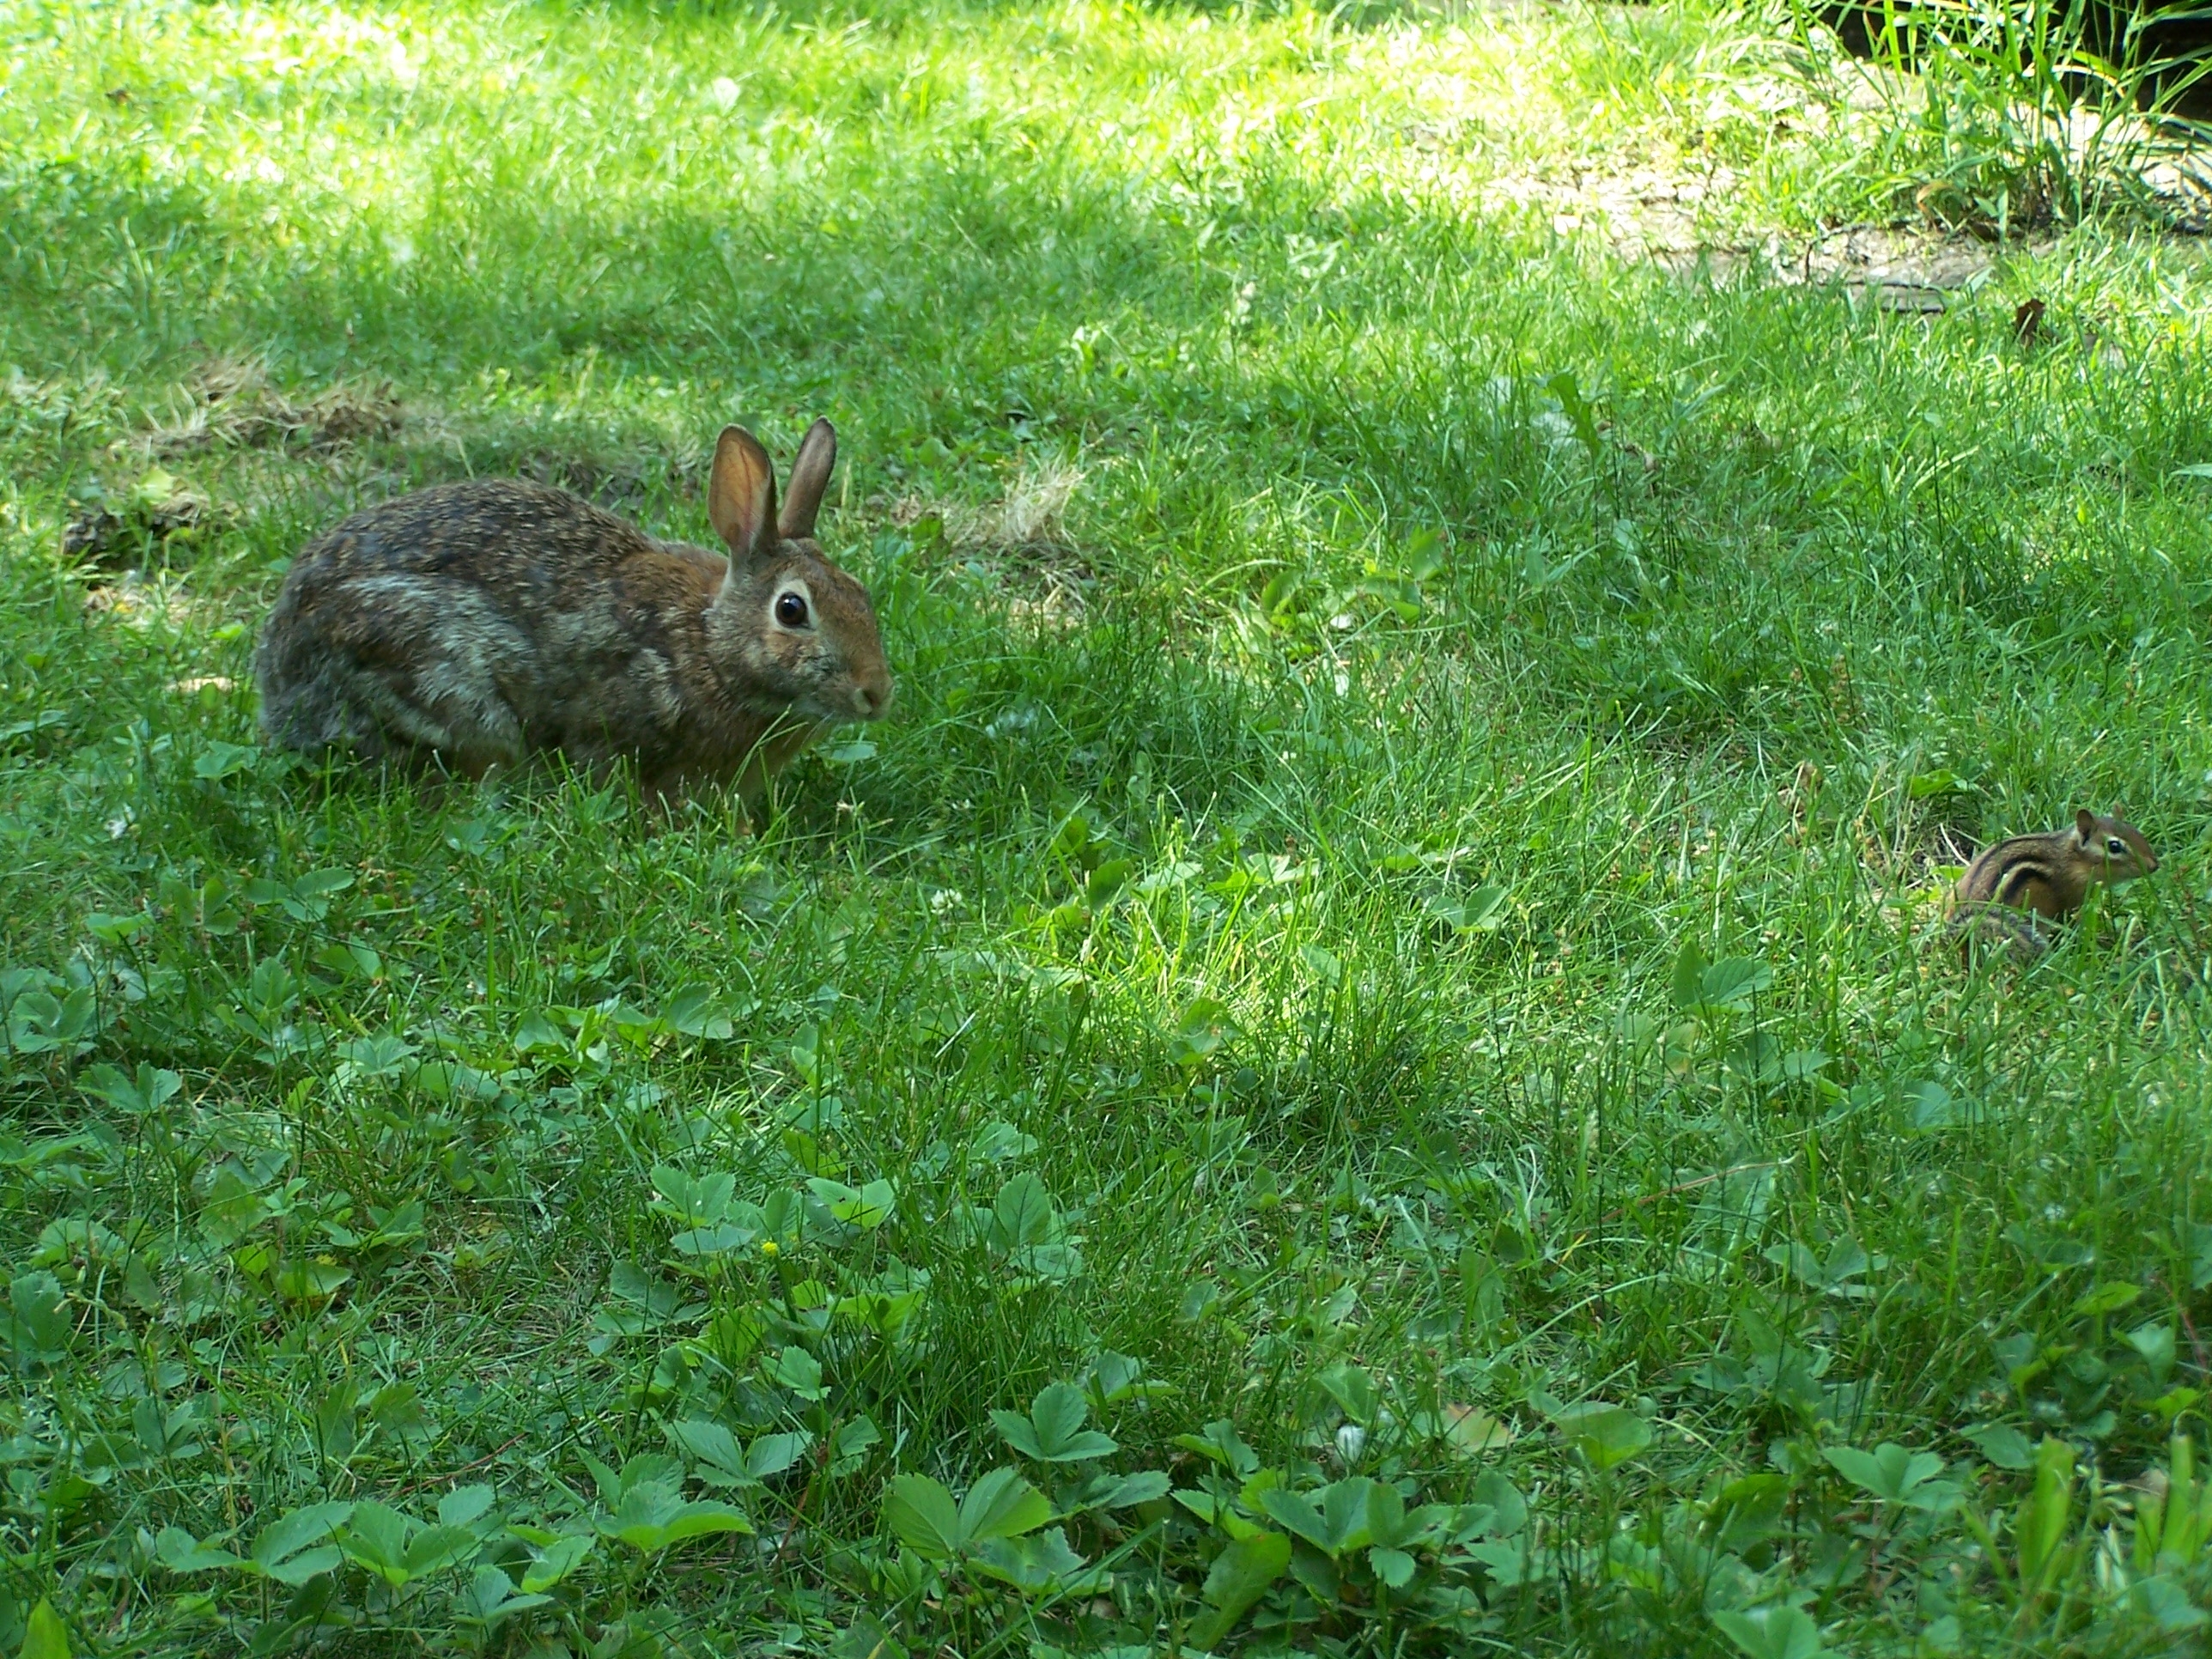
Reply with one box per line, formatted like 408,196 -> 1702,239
2107,836 -> 2129,856
775,592 -> 810,629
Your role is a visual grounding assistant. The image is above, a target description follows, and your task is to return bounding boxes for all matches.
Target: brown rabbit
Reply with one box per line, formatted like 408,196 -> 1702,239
256,419 -> 892,812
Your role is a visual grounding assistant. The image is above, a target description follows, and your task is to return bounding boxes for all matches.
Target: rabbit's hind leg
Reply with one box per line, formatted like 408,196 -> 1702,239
341,581 -> 531,777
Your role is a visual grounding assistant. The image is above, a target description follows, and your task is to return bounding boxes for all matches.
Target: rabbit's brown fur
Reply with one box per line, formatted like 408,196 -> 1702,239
257,419 -> 891,809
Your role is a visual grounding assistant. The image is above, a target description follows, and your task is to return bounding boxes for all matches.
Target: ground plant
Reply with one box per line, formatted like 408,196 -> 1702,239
3,0 -> 2212,1654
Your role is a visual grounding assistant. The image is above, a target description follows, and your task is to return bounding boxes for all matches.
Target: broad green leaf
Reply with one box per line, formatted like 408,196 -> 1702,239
1189,1530 -> 1291,1649
969,1526 -> 1091,1591
1907,769 -> 1972,799
1048,808 -> 1091,860
1067,1469 -> 1170,1512
1256,1487 -> 1333,1552
20,1599 -> 70,1659
830,1413 -> 882,1475
1823,1443 -> 1958,1512
1175,1419 -> 1261,1476
650,1165 -> 734,1227
768,1345 -> 828,1401
1370,1545 -> 1417,1587
519,1533 -> 595,1593
1440,1404 -> 1513,1456
606,1260 -> 689,1318
958,1468 -> 1052,1543
883,1474 -> 963,1560
4,1270 -> 74,1370
80,1062 -> 181,1116
338,1033 -> 412,1078
1316,1362 -> 1380,1426
1669,939 -> 1710,1011
1430,884 -> 1510,933
1085,858 -> 1136,906
339,1501 -> 417,1587
1362,1480 -> 1417,1548
990,1173 -> 1060,1249
1318,1478 -> 1381,1554
1473,1470 -> 1529,1537
599,1480 -> 754,1552
1085,1348 -> 1173,1407
2131,1575 -> 2210,1632
401,1523 -> 477,1579
155,1528 -> 246,1574
969,1119 -> 1039,1162
991,1381 -> 1118,1463
748,1431 -> 812,1480
836,1280 -> 927,1340
2071,1281 -> 2142,1320
669,1419 -> 754,1486
455,1563 -> 552,1627
1168,997 -> 1236,1065
1905,1079 -> 1983,1131
831,1614 -> 909,1659
1699,957 -> 1773,1010
1255,1479 -> 1379,1557
1962,1423 -> 2034,1470
638,1501 -> 752,1549
192,741 -> 258,781
675,1221 -> 762,1257
806,1176 -> 895,1230
1713,1604 -> 1824,1659
603,1453 -> 680,1501
1550,1401 -> 1652,1470
270,1261 -> 350,1306
251,1500 -> 354,1583
664,986 -> 737,1040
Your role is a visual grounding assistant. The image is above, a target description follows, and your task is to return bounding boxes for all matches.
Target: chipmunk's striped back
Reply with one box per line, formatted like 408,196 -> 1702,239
1951,809 -> 2158,959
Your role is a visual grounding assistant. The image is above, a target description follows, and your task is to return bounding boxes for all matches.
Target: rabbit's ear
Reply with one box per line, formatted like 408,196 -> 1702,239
708,426 -> 778,561
779,419 -> 836,540
2075,808 -> 2097,842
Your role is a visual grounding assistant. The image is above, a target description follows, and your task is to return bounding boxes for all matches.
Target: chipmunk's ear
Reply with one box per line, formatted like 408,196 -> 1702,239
2075,808 -> 2097,842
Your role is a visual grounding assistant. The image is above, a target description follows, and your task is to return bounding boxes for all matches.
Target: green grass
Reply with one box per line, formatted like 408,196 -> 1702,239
5,0 -> 2212,1654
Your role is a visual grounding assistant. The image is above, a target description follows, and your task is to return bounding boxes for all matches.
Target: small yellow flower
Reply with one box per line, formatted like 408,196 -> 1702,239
760,1240 -> 780,1257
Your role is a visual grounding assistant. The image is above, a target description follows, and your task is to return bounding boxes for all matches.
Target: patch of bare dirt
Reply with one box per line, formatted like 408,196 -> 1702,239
60,468 -> 231,567
1482,117 -> 2209,309
1483,161 -> 2057,307
81,572 -> 229,632
145,357 -> 404,457
887,458 -> 1092,627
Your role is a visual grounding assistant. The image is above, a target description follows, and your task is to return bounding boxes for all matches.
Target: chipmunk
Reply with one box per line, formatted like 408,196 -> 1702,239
1950,809 -> 2159,958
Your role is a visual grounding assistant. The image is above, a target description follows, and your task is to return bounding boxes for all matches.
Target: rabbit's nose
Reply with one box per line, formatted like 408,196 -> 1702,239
854,679 -> 892,719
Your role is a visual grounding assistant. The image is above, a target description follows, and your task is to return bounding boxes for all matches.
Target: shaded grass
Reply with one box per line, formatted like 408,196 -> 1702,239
3,0 -> 2212,1655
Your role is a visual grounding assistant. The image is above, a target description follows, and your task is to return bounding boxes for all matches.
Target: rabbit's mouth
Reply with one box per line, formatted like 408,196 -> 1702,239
789,678 -> 893,726
822,671 -> 896,723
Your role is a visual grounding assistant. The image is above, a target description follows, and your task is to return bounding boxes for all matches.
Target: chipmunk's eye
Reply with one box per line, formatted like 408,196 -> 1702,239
2107,836 -> 2129,856
775,592 -> 810,629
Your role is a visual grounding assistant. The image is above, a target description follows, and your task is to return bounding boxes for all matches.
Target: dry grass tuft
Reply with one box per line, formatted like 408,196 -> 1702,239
896,457 -> 1085,557
892,458 -> 1091,627
145,357 -> 404,457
